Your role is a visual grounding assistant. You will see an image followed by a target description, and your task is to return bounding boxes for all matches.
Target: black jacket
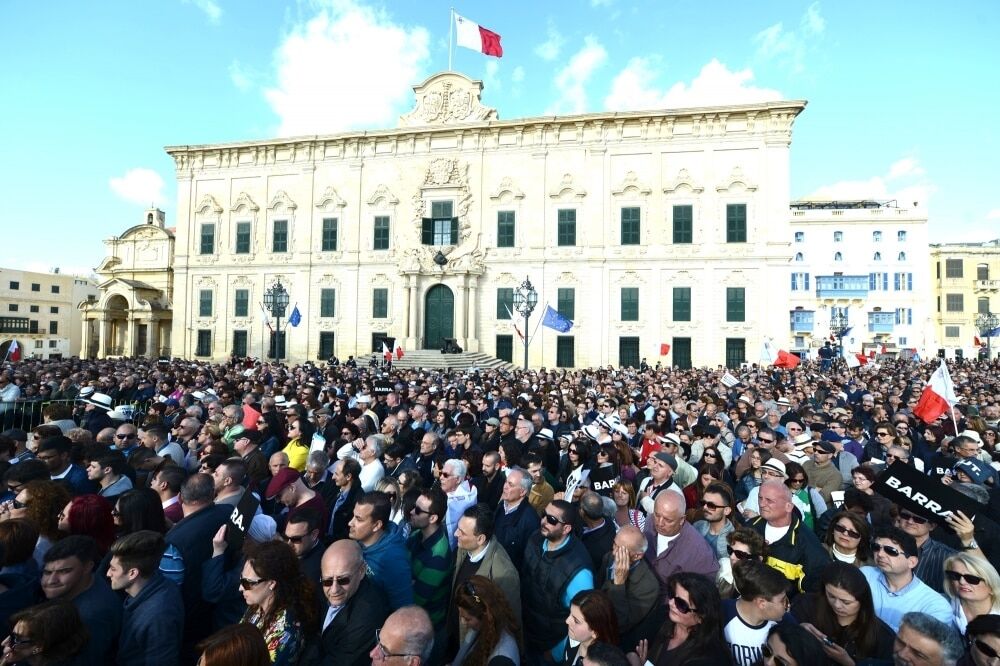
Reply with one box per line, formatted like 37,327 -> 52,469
493,499 -> 540,570
306,578 -> 390,666
327,482 -> 362,542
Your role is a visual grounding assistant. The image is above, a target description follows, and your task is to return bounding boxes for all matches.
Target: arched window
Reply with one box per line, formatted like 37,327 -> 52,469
898,252 -> 906,261
794,232 -> 804,243
833,231 -> 843,242
873,230 -> 882,242
873,252 -> 882,262
898,230 -> 907,242
834,252 -> 843,262
795,252 -> 804,262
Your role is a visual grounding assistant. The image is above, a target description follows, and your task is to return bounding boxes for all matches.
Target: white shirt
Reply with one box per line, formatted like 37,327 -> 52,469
445,481 -> 478,550
359,459 -> 385,492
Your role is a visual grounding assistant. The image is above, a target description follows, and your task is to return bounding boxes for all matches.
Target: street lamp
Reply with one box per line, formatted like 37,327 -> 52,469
511,276 -> 538,370
829,308 -> 850,359
263,279 -> 290,364
976,311 -> 998,360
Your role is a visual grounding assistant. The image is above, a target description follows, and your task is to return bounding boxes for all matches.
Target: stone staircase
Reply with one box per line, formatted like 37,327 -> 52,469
391,349 -> 513,371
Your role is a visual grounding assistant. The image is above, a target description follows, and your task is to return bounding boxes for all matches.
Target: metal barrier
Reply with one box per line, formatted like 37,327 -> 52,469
0,398 -> 154,432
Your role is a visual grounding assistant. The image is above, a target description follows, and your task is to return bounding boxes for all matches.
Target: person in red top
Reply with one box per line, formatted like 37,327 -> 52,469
267,468 -> 328,532
241,393 -> 262,430
638,421 -> 665,466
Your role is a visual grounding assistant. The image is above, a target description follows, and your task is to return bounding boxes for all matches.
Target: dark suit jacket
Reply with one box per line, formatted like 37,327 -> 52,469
308,578 -> 390,666
327,482 -> 361,542
493,499 -> 540,570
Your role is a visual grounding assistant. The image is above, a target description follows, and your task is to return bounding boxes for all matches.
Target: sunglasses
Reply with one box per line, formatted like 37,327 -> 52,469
833,523 -> 862,539
698,499 -> 726,510
974,639 -> 1000,660
5,633 -> 33,647
239,577 -> 266,590
668,593 -> 697,614
761,643 -> 790,666
11,499 -> 28,510
280,534 -> 307,544
871,542 -> 907,558
788,477 -> 806,484
727,545 -> 754,561
897,510 -> 928,525
543,512 -> 566,526
876,432 -> 892,438
703,452 -> 717,458
758,438 -> 774,444
320,574 -> 354,588
945,570 -> 985,586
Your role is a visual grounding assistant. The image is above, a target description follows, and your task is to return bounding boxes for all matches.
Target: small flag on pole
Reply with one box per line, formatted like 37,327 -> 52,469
503,304 -> 524,341
7,340 -> 20,362
659,343 -> 671,356
259,303 -> 273,332
393,339 -> 405,360
382,342 -> 392,362
288,304 -> 302,328
454,12 -> 503,57
541,305 -> 573,332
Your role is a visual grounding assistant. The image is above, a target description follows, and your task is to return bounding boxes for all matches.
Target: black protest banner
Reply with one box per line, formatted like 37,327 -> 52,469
226,491 -> 261,552
373,380 -> 393,396
874,461 -> 982,524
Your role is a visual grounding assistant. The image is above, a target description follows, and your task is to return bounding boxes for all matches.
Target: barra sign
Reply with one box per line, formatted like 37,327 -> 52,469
874,461 -> 982,523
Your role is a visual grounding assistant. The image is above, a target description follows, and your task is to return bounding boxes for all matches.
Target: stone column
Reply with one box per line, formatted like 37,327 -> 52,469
125,318 -> 136,357
97,318 -> 107,358
455,278 -> 467,346
146,318 -> 158,358
81,318 -> 91,359
408,276 -> 419,349
468,280 -> 480,352
401,282 -> 411,340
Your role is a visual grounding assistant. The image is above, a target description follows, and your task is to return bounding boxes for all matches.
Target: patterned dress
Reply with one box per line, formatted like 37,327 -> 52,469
242,606 -> 304,666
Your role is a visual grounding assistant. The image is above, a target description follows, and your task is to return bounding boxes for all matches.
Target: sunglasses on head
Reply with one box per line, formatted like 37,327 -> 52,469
833,523 -> 862,539
727,545 -> 754,561
871,542 -> 907,558
945,570 -> 985,586
462,580 -> 482,604
974,639 -> 1000,660
897,510 -> 928,525
320,574 -> 354,588
668,593 -> 697,614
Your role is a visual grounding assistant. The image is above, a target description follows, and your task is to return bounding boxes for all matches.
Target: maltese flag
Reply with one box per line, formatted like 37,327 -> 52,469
393,339 -> 405,360
454,12 -> 503,57
7,340 -> 20,362
913,361 -> 959,424
381,342 -> 392,362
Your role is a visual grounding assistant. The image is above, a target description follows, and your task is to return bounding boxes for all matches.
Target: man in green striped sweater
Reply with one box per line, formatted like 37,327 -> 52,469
407,487 -> 454,634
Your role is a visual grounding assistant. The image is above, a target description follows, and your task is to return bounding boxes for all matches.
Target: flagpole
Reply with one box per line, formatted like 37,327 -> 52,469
448,8 -> 455,71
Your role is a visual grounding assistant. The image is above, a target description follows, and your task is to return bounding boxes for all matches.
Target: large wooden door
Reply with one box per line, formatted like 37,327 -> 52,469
423,285 -> 454,350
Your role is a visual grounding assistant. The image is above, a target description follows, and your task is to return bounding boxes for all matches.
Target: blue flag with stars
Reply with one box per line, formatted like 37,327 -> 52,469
542,305 -> 573,332
288,304 -> 302,327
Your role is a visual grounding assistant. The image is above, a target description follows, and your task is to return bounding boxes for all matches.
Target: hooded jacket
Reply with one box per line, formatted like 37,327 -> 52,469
359,520 -> 414,611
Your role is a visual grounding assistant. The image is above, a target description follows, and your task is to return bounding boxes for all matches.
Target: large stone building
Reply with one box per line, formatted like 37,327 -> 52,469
787,200 -> 931,357
928,239 -> 1000,359
163,71 -> 805,368
0,268 -> 98,359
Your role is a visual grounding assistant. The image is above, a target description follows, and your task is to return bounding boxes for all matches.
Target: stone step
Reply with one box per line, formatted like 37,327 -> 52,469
390,350 -> 513,371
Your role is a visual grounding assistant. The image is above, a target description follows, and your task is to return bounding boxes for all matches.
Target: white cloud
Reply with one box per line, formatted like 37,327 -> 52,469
546,36 -> 607,115
887,157 -> 925,180
263,1 -> 430,137
604,57 -> 783,111
591,0 -> 614,6
987,209 -> 1000,220
511,65 -> 525,84
753,2 -> 824,73
182,0 -> 221,24
109,168 -> 165,207
534,24 -> 565,61
483,60 -> 501,93
804,158 -> 934,211
229,60 -> 254,92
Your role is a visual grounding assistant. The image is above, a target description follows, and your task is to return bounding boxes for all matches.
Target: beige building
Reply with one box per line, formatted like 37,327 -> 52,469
0,268 -> 98,359
929,240 -> 1000,359
79,208 -> 175,358
164,71 -> 805,368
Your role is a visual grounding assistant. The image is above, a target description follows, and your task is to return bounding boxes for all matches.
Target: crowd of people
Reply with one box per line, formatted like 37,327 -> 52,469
0,353 -> 996,666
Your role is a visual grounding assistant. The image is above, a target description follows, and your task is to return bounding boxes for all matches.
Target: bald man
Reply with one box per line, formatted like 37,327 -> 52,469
371,606 -> 434,665
316,540 -> 390,665
598,525 -> 659,642
644,491 -> 718,603
747,480 -> 827,594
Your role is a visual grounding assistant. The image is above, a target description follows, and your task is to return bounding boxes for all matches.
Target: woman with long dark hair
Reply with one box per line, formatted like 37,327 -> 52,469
239,540 -> 318,666
791,561 -> 894,665
197,623 -> 271,666
761,623 -> 830,666
281,418 -> 314,472
114,488 -> 167,536
452,575 -> 521,666
1,600 -> 89,665
257,410 -> 286,460
627,572 -> 730,665
822,512 -> 873,568
560,590 -> 619,665
56,494 -> 116,555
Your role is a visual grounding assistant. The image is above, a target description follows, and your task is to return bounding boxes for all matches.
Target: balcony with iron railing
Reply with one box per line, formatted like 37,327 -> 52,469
975,279 -> 1000,291
816,276 -> 869,299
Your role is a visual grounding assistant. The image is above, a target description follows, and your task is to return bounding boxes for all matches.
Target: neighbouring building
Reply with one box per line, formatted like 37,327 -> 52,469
787,200 -> 932,358
79,208 -> 175,358
163,71 -> 806,368
929,240 -> 1000,359
0,268 -> 99,359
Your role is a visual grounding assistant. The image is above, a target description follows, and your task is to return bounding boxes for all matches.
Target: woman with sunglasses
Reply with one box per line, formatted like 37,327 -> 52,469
0,480 -> 70,569
965,614 -> 1000,666
783,462 -> 827,532
559,439 -> 592,496
942,552 -> 1000,635
56,494 -> 116,556
626,572 -> 729,666
683,463 -> 724,522
239,540 -> 318,666
718,528 -> 768,599
791,562 -> 894,666
256,410 -> 286,460
281,418 -> 314,473
822,512 -> 873,568
1,600 -> 89,666
375,477 -> 404,526
759,623 -> 829,666
452,575 -> 522,666
736,448 -> 772,503
558,589 -> 619,665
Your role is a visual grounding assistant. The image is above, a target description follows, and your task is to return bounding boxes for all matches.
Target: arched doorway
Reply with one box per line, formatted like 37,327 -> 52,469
423,285 -> 454,350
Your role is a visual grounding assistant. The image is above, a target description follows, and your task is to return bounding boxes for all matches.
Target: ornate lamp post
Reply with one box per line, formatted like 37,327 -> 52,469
976,311 -> 998,360
512,276 -> 538,370
829,308 -> 850,358
263,279 -> 290,364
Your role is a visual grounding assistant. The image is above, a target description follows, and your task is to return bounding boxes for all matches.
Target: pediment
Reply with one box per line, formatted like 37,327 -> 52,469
399,71 -> 498,128
230,192 -> 260,213
268,190 -> 298,211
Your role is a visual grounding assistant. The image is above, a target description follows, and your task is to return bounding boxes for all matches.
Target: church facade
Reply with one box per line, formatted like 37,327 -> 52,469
165,72 -> 805,368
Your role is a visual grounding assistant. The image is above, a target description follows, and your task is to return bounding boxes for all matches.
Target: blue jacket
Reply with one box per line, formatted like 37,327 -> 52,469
493,499 -> 540,570
73,576 -> 122,663
118,573 -> 184,666
58,464 -> 98,496
360,521 -> 414,611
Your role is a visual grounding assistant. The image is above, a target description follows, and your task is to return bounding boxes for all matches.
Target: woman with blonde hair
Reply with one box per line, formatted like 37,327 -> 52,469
942,552 -> 1000,634
611,481 -> 644,532
375,477 -> 404,525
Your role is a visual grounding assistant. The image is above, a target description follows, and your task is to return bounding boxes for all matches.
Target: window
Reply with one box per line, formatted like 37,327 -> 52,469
725,338 -> 746,368
893,272 -> 913,291
557,288 -> 575,320
945,326 -> 960,338
372,288 -> 388,318
196,330 -> 212,356
232,330 -> 248,357
48,340 -> 57,349
272,220 -> 288,253
794,231 -> 804,243
496,288 -> 514,319
672,205 -> 693,244
235,221 -> 252,254
49,306 -> 58,314
895,308 -> 913,325
8,281 -> 18,290
979,297 -> 990,314
371,333 -> 388,353
619,337 -> 640,368
31,283 -> 40,292
621,207 -> 640,245
672,287 -> 691,321
29,305 -> 38,313
6,304 -> 16,312
50,285 -> 59,294
726,287 -> 745,322
557,209 -> 577,246
898,230 -> 907,242
496,335 -> 513,363
673,337 -> 692,370
868,311 -> 895,332
268,331 -> 286,359
834,252 -> 843,262
556,336 -> 575,368
620,288 -> 639,321
497,211 -> 515,248
29,320 -> 38,334
198,290 -> 213,317
373,216 -> 390,250
318,332 -> 336,360
200,224 -> 215,255
833,231 -> 843,242
726,204 -> 747,243
898,252 -> 906,261
234,289 -> 249,317
422,201 -> 457,245
34,340 -> 42,349
873,252 -> 882,262
794,252 -> 804,262
872,231 -> 882,242
791,273 -> 810,291
320,289 -> 336,318
978,264 -> 990,281
946,294 -> 964,312
869,273 -> 889,291
945,259 -> 964,278
321,218 -> 338,252
898,337 -> 907,345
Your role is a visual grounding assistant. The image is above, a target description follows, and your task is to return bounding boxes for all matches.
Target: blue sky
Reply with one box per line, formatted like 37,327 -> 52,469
2,0 -> 998,277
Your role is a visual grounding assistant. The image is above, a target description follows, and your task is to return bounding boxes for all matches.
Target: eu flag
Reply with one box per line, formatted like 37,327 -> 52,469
288,305 -> 302,327
541,305 -> 573,332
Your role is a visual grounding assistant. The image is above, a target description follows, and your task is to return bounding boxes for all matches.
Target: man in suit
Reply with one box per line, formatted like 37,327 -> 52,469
327,457 -> 362,542
492,466 -> 539,570
315,539 -> 390,665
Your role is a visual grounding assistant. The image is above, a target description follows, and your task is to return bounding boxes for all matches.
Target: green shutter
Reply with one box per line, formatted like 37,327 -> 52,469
557,288 -> 575,320
450,217 -> 459,245
726,287 -> 745,322
621,288 -> 639,321
673,287 -> 691,321
497,288 -> 513,319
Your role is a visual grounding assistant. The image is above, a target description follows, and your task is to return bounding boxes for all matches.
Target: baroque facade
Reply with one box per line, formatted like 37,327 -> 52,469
165,71 -> 805,368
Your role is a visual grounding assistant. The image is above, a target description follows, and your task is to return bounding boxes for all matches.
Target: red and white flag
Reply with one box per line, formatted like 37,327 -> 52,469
974,336 -> 982,347
393,340 -> 405,360
773,350 -> 801,369
258,303 -> 273,332
913,361 -> 959,424
7,340 -> 20,362
382,342 -> 392,362
454,12 -> 503,57
659,343 -> 671,356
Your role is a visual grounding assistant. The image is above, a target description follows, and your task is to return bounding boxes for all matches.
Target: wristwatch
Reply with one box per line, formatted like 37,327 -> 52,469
962,538 -> 979,551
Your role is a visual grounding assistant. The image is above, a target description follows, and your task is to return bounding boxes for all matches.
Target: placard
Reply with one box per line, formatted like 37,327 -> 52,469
874,461 -> 982,524
226,491 -> 261,551
373,380 -> 393,396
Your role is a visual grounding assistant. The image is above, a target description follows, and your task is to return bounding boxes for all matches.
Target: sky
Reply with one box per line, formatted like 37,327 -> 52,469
2,0 -> 998,278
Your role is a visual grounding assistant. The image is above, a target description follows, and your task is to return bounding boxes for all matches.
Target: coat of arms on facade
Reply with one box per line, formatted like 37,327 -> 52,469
400,72 -> 498,127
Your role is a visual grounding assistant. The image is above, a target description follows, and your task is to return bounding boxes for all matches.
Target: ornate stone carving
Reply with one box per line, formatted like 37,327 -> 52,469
268,190 -> 297,211
399,72 -> 498,127
424,158 -> 464,187
716,166 -> 758,193
615,270 -> 645,284
314,186 -> 347,209
410,158 -> 474,248
555,272 -> 580,284
367,185 -> 399,207
232,276 -> 253,288
195,276 -> 217,288
548,173 -> 587,200
489,177 -> 525,201
611,171 -> 651,197
195,194 -> 223,215
663,168 -> 704,195
230,192 -> 260,213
